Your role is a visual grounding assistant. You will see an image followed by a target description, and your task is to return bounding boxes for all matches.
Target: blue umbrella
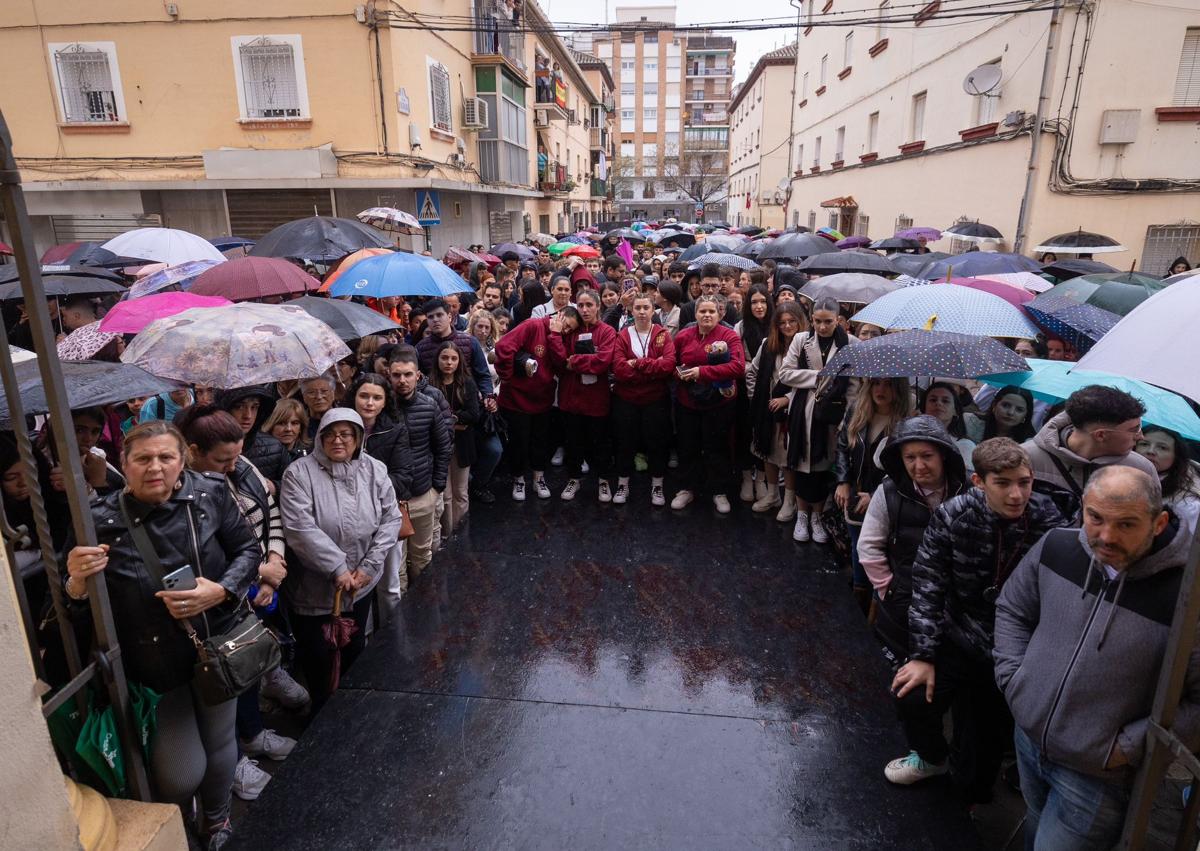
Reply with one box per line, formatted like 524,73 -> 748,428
850,283 -> 1039,339
917,252 -> 1042,280
1023,296 -> 1120,355
209,236 -> 256,252
326,251 -> 472,298
979,359 -> 1200,441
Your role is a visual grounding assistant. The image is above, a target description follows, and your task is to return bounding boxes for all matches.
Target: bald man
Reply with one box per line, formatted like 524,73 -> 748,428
994,466 -> 1200,849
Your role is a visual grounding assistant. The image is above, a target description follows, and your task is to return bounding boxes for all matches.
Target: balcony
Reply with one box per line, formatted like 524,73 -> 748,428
589,126 -> 610,151
539,160 -> 573,195
590,178 -> 608,198
686,66 -> 733,78
534,70 -> 570,120
472,1 -> 527,81
685,110 -> 728,127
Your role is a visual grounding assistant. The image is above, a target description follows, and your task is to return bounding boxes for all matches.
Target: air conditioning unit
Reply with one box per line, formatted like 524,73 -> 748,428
462,97 -> 489,130
450,152 -> 466,167
534,109 -> 550,128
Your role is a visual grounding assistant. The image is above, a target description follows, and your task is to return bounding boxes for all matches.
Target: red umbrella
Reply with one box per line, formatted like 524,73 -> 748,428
189,256 -> 318,302
479,253 -> 503,267
322,589 -> 359,694
0,242 -> 12,256
564,245 -> 601,259
41,242 -> 84,264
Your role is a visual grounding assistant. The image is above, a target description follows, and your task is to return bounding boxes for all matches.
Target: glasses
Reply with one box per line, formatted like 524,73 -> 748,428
322,430 -> 356,444
303,388 -> 333,398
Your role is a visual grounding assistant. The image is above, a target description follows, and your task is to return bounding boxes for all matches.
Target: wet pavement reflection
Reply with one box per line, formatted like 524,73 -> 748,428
231,491 -> 981,849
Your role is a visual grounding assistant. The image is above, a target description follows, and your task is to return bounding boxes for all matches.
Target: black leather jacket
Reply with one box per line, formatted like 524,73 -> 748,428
68,470 -> 260,693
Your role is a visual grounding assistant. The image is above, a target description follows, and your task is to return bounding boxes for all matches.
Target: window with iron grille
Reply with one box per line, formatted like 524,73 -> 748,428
239,39 -> 302,118
895,214 -> 913,232
1142,224 -> 1200,275
1175,29 -> 1200,106
855,214 -> 869,237
429,59 -> 453,133
51,43 -> 121,123
808,210 -> 817,231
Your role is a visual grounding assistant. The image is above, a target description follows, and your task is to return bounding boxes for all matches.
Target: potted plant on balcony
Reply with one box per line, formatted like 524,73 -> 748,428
564,180 -> 577,192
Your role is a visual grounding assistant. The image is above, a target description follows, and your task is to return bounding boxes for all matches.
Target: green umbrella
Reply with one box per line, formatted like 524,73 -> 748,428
1037,272 -> 1168,316
547,242 -> 575,257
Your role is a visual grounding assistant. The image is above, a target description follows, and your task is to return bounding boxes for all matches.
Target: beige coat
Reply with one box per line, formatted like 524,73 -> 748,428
776,331 -> 858,473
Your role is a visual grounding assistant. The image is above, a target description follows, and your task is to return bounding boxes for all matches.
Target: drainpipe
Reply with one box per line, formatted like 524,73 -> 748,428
1013,1 -> 1063,254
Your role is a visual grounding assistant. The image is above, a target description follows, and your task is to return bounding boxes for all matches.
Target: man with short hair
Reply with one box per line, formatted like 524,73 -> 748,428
443,293 -> 467,331
585,258 -> 602,280
480,282 -> 506,312
717,265 -> 738,296
678,263 -> 739,327
500,251 -> 520,272
602,255 -> 624,282
995,465 -> 1200,849
886,439 -> 1063,798
666,261 -> 688,285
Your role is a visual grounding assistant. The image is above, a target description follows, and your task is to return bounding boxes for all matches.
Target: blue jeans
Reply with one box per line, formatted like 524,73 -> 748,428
1014,726 -> 1131,851
472,433 -> 503,487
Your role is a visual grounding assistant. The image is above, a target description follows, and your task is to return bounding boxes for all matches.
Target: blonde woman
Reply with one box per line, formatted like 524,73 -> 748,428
468,309 -> 501,387
263,398 -> 310,462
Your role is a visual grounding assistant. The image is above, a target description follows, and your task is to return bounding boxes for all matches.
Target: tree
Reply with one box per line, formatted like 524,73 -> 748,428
606,155 -> 638,201
661,144 -> 728,211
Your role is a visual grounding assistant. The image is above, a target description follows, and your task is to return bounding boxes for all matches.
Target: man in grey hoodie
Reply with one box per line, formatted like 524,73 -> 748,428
994,466 -> 1200,849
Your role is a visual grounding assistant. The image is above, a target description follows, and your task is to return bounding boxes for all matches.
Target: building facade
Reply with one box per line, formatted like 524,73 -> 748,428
785,0 -> 1200,272
681,35 -> 734,222
726,44 -> 797,229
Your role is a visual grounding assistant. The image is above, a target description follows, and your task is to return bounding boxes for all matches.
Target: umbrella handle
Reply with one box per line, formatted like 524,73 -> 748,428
333,587 -> 343,617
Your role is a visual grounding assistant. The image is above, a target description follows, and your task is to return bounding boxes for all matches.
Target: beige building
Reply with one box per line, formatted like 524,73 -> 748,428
682,35 -> 734,221
726,44 -> 798,229
784,0 -> 1200,272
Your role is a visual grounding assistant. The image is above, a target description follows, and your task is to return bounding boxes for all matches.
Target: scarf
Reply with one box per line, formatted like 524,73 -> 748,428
785,328 -> 850,468
749,343 -> 786,457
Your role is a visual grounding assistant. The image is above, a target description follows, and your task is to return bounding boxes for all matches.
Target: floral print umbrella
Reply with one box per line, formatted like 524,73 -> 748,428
56,321 -> 122,361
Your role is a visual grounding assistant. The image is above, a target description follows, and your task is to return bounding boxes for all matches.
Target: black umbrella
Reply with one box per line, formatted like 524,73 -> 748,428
704,234 -> 747,252
0,275 -> 128,302
250,216 -> 391,261
1033,229 -> 1126,255
737,226 -> 765,236
819,330 -> 1029,379
799,252 -> 898,276
870,237 -> 921,252
46,242 -> 148,269
710,221 -> 732,229
1040,258 -> 1118,280
607,228 -> 642,241
287,295 -> 403,341
679,242 -> 729,263
760,232 -> 839,261
944,221 -> 1004,243
649,229 -> 696,248
736,239 -> 772,259
0,359 -> 179,427
1024,295 -> 1120,355
0,264 -> 125,285
888,252 -> 950,276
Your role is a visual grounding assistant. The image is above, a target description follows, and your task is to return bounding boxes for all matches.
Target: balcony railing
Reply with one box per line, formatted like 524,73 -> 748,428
589,126 -> 610,151
686,67 -> 733,77
590,178 -> 608,198
539,160 -> 573,194
473,1 -> 526,74
534,70 -> 569,118
685,110 -> 729,126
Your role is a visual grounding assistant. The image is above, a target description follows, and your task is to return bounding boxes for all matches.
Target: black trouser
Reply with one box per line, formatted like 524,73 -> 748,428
611,395 -> 670,478
895,639 -> 1013,804
291,593 -> 373,713
676,403 -> 735,496
502,408 -> 551,477
564,411 -> 612,479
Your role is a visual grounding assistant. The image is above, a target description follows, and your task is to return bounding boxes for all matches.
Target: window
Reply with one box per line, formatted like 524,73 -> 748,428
427,58 -> 453,133
621,42 -> 636,57
844,32 -> 854,68
808,210 -> 817,230
477,69 -> 528,185
877,1 -> 890,42
1173,28 -> 1200,106
621,141 -> 635,157
643,107 -> 657,120
802,72 -> 809,100
621,108 -> 635,131
691,88 -> 705,101
867,111 -> 879,152
972,60 -> 1001,125
820,55 -> 828,86
667,55 -> 681,71
646,60 -> 658,73
856,214 -> 869,237
645,33 -> 658,45
910,91 -> 927,141
813,135 -> 822,166
1142,224 -> 1200,275
49,42 -> 125,123
621,81 -> 635,96
829,210 -> 841,229
598,42 -> 612,58
835,126 -> 845,161
796,143 -> 804,171
666,107 -> 680,123
621,59 -> 635,72
896,214 -> 914,232
231,35 -> 310,120
644,82 -> 659,98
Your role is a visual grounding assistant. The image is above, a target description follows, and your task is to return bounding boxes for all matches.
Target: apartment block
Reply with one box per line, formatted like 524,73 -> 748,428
726,44 -> 797,229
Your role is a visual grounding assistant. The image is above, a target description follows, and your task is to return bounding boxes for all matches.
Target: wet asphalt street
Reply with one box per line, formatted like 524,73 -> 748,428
230,483 -> 984,850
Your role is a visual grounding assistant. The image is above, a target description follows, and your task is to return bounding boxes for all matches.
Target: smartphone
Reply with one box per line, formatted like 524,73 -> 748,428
162,564 -> 198,592
622,277 -> 637,292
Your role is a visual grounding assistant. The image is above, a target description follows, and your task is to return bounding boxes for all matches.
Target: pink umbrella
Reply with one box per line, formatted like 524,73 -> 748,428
100,292 -> 232,334
947,277 -> 1035,308
189,257 -> 318,302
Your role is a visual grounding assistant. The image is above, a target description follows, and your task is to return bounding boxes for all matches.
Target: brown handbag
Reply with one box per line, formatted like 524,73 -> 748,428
397,500 -> 415,539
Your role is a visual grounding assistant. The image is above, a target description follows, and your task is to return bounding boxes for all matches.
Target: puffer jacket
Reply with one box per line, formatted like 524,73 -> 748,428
362,411 -> 414,501
215,385 -> 293,485
396,382 -> 452,495
1023,412 -> 1157,506
280,409 -> 402,616
69,470 -> 260,693
908,488 -> 1064,663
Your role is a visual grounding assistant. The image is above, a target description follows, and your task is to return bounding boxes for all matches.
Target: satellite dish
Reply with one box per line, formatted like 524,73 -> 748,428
963,64 -> 1002,96
773,178 -> 791,206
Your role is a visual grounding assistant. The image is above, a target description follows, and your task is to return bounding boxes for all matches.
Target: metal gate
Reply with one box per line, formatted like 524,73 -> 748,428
1141,224 -> 1200,277
225,188 -> 334,239
50,213 -> 161,244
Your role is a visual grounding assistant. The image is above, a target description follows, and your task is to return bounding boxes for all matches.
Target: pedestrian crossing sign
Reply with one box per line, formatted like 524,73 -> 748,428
416,190 -> 441,226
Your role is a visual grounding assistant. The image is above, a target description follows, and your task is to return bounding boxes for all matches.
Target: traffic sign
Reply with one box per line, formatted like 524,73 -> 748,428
416,190 -> 441,226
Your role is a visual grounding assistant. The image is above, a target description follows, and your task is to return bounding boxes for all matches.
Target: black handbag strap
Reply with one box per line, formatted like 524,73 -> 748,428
119,492 -> 201,639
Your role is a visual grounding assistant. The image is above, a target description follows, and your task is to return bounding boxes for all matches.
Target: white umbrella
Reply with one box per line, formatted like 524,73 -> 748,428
103,228 -> 227,266
356,207 -> 423,235
981,271 -> 1054,294
1073,284 -> 1200,402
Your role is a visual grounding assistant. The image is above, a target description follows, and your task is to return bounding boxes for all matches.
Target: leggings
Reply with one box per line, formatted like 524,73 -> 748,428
503,409 -> 551,476
563,411 -> 613,479
152,683 -> 237,832
611,395 -> 670,477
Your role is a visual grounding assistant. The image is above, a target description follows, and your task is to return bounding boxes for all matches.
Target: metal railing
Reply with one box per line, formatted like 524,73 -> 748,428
539,160 -> 571,193
590,178 -> 608,198
686,67 -> 733,77
472,1 -> 526,72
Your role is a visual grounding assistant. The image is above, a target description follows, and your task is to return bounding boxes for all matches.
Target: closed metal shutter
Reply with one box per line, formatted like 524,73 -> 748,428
50,214 -> 162,243
225,189 -> 334,239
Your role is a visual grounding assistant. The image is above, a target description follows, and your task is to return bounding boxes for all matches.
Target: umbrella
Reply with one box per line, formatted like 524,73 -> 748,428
1163,268 -> 1200,286
250,216 -> 391,261
286,295 -> 403,341
949,276 -> 1035,308
737,226 -> 765,236
735,239 -> 772,259
1040,258 -> 1118,280
871,237 -> 921,252
703,234 -> 748,252
479,252 -> 503,267
564,245 -> 601,259
121,302 -> 350,389
323,589 -> 359,694
850,284 -> 1040,339
888,252 -> 949,276
835,236 -> 873,249
0,275 -> 127,302
208,236 -> 255,252
981,359 -> 1200,441
189,257 -> 319,302
687,252 -> 761,271
1023,295 -> 1120,355
41,242 -> 147,269
799,252 -> 898,276
318,247 -> 394,293
800,273 -> 900,304
100,292 -> 232,334
760,232 -> 839,261
608,228 -> 641,241
982,271 -> 1055,294
0,242 -> 10,255
356,207 -> 423,235
0,264 -> 124,285
56,322 -> 122,361
650,230 -> 696,248
944,221 -> 1004,243
326,251 -> 472,299
679,242 -> 729,263
102,227 -> 227,266
545,242 -> 574,257
491,242 -> 537,260
817,227 -> 844,242
530,232 -> 556,246
819,330 -> 1029,379
126,259 -> 223,299
1035,273 -> 1166,316
1033,229 -> 1126,254
895,227 -> 943,242
917,252 -> 1042,280
0,359 -> 179,427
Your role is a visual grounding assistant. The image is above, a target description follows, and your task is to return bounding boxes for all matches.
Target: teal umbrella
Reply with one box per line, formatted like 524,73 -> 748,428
979,358 -> 1200,441
1038,272 -> 1168,316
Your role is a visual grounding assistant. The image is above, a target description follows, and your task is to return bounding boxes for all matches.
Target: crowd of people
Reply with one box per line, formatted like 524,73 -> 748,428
9,232 -> 1200,850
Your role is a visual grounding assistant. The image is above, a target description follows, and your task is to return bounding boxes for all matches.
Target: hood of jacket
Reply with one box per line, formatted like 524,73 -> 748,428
312,407 -> 365,467
880,414 -> 967,497
215,384 -> 276,442
1033,411 -> 1137,469
571,266 -> 598,289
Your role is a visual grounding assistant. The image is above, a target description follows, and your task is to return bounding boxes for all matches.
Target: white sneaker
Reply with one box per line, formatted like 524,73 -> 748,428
561,479 -> 581,501
239,728 -> 296,761
651,484 -> 666,506
713,494 -> 732,514
598,480 -> 612,503
670,489 -> 694,510
811,512 -> 830,544
533,477 -> 551,499
232,756 -> 271,801
512,478 -> 527,501
884,751 -> 949,785
793,512 -> 811,542
260,666 -> 310,710
551,447 -> 565,466
613,483 -> 628,504
776,497 -> 797,523
752,490 -> 782,513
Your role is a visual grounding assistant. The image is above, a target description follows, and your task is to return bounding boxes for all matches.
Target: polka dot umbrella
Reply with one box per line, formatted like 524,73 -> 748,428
818,330 -> 1031,379
850,283 -> 1040,339
1023,295 -> 1121,355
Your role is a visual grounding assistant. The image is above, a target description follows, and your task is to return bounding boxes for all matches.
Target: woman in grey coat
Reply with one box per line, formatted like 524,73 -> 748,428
280,408 -> 402,710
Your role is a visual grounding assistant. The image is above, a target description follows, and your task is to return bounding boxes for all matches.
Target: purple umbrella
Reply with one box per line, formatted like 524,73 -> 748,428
896,227 -> 943,242
836,236 -> 873,249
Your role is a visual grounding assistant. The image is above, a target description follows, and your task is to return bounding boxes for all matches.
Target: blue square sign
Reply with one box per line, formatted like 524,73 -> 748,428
416,190 -> 441,226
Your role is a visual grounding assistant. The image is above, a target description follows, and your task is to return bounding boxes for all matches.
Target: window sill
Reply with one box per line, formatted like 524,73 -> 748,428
831,159 -> 844,170
59,122 -> 130,134
859,152 -> 878,163
837,66 -> 852,81
869,38 -> 889,57
1155,107 -> 1200,122
914,0 -> 941,25
899,140 -> 926,155
430,127 -> 456,142
959,122 -> 999,141
798,98 -> 808,109
809,166 -> 821,174
815,85 -> 827,97
237,118 -> 312,130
